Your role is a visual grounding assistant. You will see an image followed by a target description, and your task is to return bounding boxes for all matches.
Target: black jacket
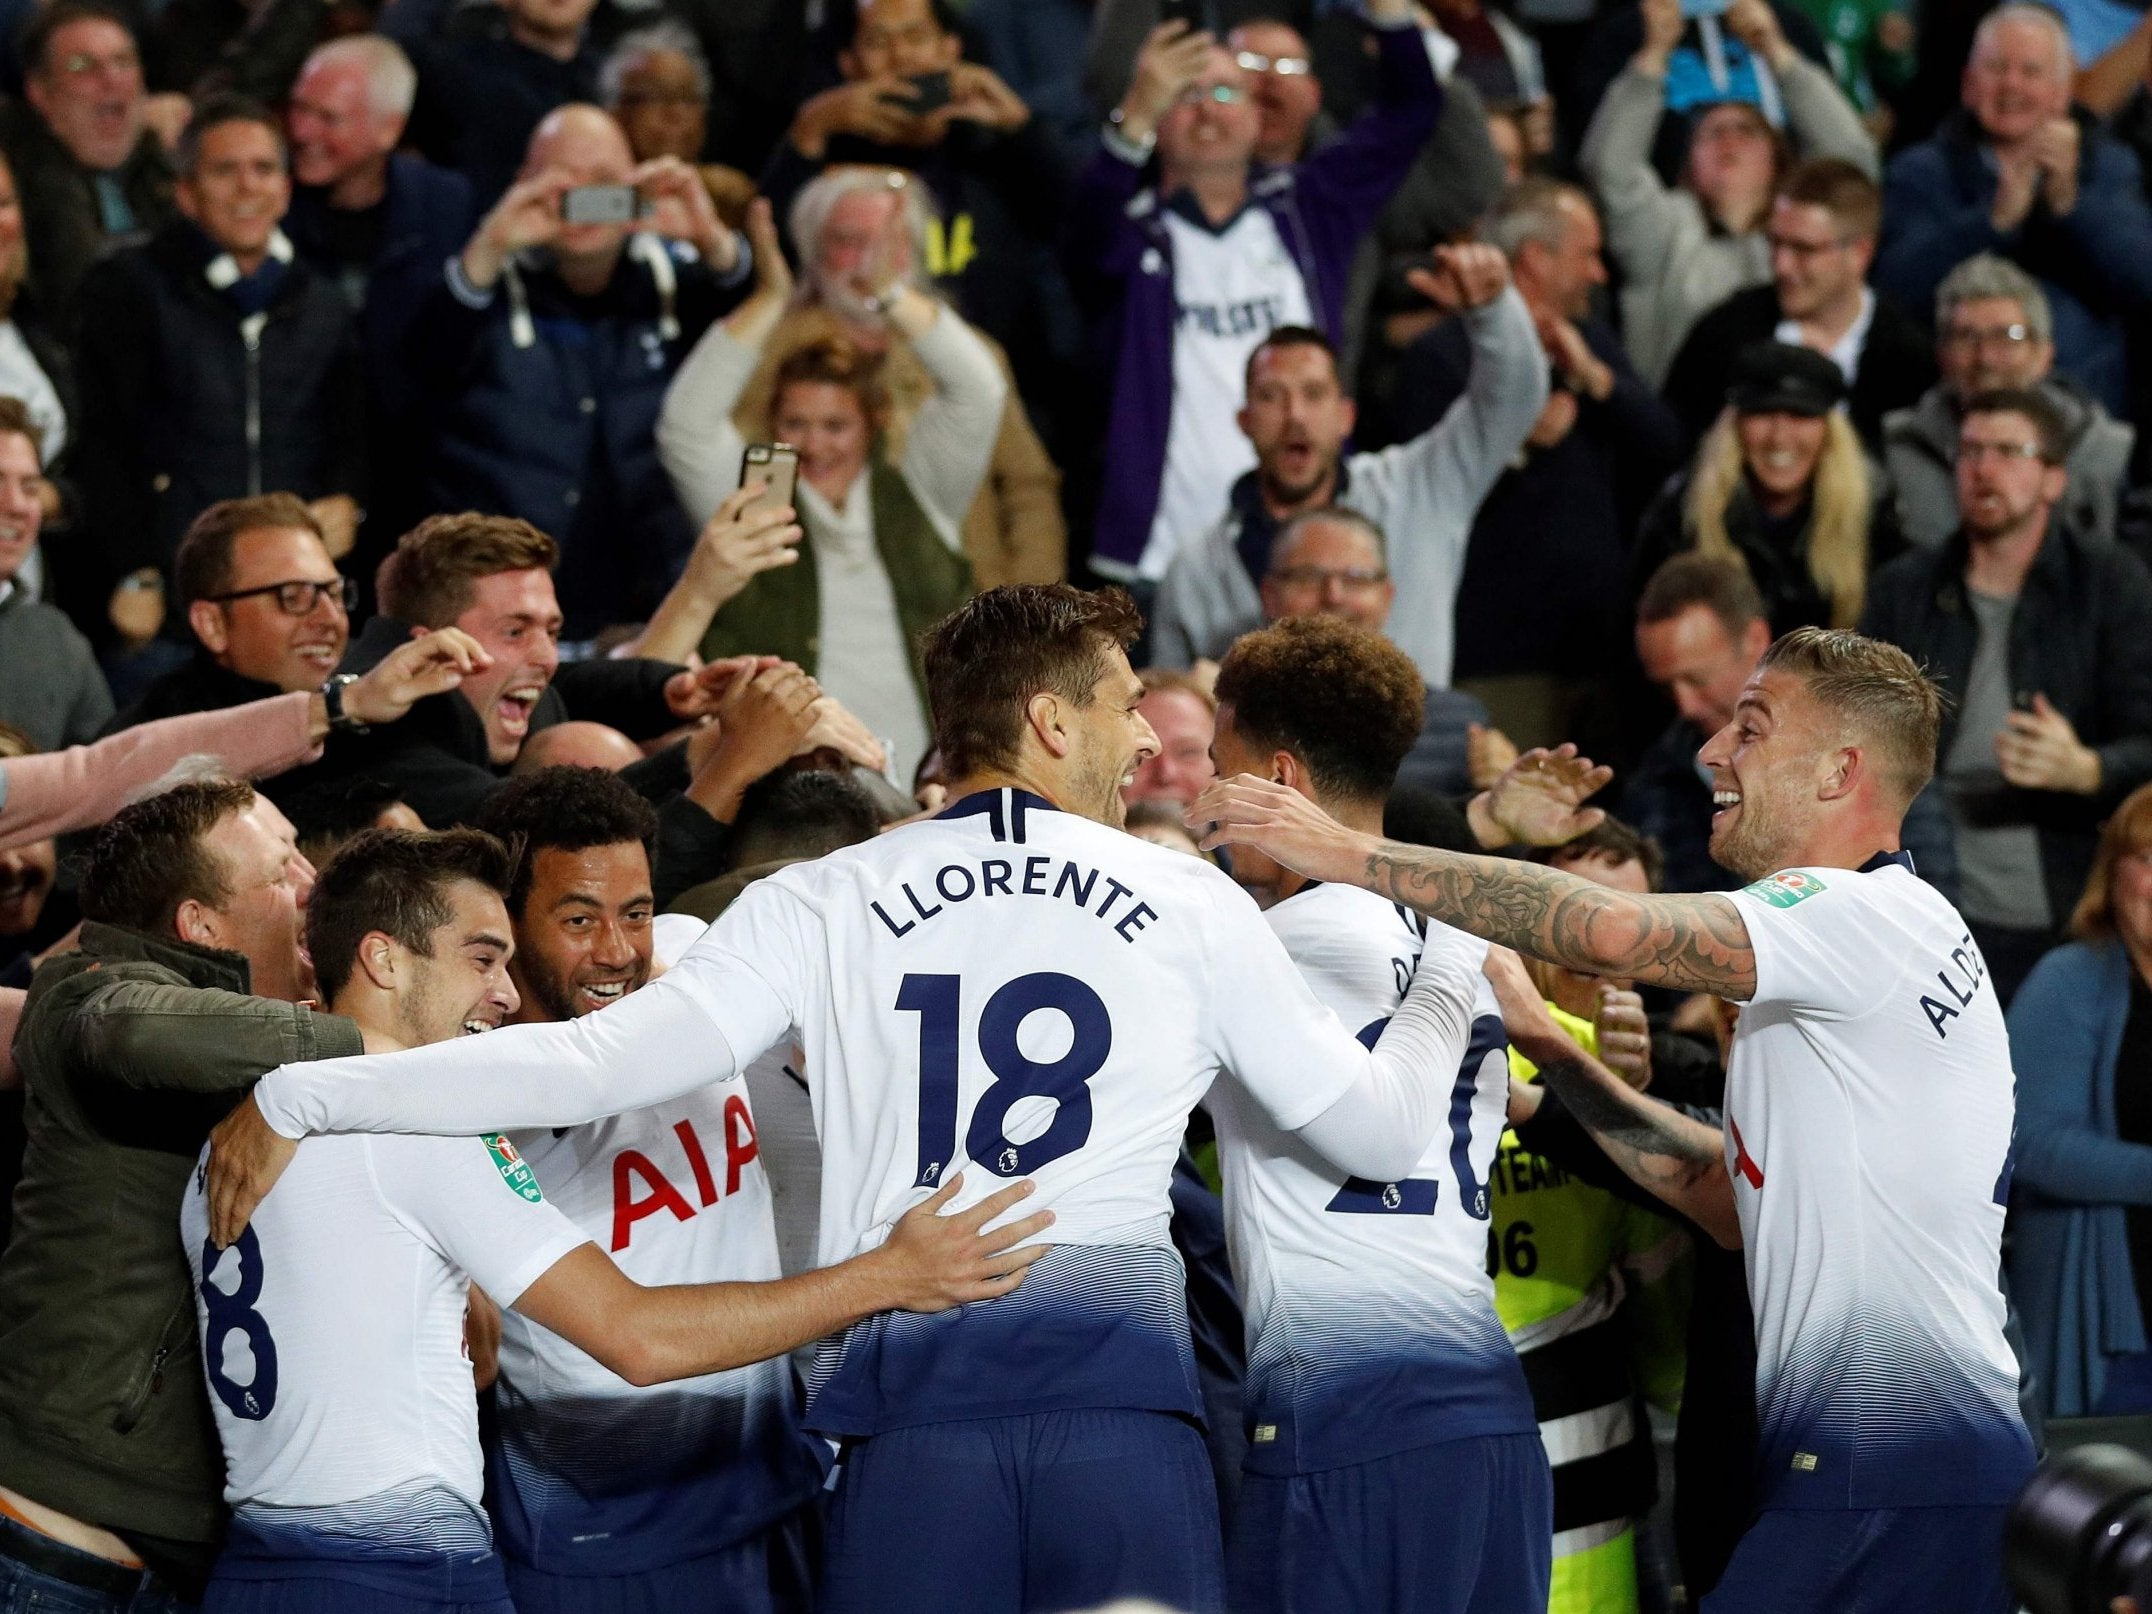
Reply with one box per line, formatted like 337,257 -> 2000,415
1393,312 -> 1683,680
65,222 -> 365,635
314,614 -> 691,829
405,22 -> 600,207
1661,283 -> 1938,451
1632,468 -> 1903,638
1860,522 -> 2152,918
286,153 -> 476,549
0,101 -> 174,331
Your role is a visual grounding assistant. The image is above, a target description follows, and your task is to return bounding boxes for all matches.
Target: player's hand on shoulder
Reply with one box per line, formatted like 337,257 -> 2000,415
877,1173 -> 1055,1313
207,1092 -> 300,1250
1187,774 -> 1365,882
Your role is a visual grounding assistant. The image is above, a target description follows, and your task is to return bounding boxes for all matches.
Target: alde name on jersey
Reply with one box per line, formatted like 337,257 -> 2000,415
1917,930 -> 1991,1039
869,853 -> 1161,945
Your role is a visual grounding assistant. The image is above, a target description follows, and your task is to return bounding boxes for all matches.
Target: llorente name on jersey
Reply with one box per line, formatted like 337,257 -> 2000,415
871,856 -> 1160,945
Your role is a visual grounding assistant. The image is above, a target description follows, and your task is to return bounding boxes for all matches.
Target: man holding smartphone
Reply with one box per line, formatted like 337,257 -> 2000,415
416,102 -> 750,644
763,0 -> 1073,421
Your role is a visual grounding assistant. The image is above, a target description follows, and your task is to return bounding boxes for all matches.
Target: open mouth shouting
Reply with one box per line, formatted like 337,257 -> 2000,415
497,685 -> 544,740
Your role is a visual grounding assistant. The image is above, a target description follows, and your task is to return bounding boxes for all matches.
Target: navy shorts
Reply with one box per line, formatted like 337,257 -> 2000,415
818,1408 -> 1224,1614
1226,1431 -> 1552,1614
1701,1505 -> 2014,1614
502,1512 -> 814,1614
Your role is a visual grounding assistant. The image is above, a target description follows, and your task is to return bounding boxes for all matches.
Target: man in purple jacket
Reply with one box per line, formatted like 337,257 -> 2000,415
1068,4 -> 1439,586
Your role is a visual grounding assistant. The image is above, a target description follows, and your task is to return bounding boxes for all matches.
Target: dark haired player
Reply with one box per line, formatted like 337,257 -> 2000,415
1207,615 -> 1549,1614
180,828 -> 1045,1614
1195,628 -> 2035,1614
470,767 -> 822,1614
214,584 -> 1487,1614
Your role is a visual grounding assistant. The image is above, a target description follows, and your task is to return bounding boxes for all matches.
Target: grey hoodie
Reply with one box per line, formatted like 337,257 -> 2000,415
1882,377 -> 2136,550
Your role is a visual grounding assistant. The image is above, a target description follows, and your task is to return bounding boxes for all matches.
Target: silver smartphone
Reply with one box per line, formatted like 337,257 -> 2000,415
740,443 -> 801,518
561,184 -> 642,225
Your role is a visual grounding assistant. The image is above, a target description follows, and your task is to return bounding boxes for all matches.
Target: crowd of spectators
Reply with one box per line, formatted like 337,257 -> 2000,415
6,0 -> 2152,1607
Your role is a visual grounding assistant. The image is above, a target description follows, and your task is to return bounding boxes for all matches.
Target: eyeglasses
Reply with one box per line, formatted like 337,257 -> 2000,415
1177,82 -> 1246,106
206,577 -> 356,615
1942,323 -> 2034,350
1234,50 -> 1312,76
1956,440 -> 2048,465
54,47 -> 138,78
1269,565 -> 1388,591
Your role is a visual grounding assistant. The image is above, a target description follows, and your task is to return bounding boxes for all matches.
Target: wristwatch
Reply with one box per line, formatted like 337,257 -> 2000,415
319,672 -> 369,734
1104,106 -> 1156,163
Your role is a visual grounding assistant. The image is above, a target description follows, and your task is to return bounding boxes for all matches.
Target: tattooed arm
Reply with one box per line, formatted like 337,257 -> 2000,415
1192,774 -> 1758,999
1485,949 -> 1741,1249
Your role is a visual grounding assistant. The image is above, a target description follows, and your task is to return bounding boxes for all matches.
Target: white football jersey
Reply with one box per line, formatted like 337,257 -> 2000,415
1142,206 -> 1313,577
1722,854 -> 2034,1509
250,789 -> 1481,1440
180,1131 -> 585,1583
486,914 -> 821,1575
713,790 -> 1446,1436
1209,882 -> 1535,1476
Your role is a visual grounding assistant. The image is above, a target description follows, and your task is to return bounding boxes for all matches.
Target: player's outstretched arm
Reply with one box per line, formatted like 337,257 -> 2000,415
1486,948 -> 1741,1249
205,957 -> 784,1247
1193,775 -> 1759,1000
513,1176 -> 1054,1384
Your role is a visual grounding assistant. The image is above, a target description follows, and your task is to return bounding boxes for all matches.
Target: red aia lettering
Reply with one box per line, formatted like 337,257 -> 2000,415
1729,1117 -> 1765,1190
676,1118 -> 718,1205
610,1149 -> 695,1251
723,1095 -> 758,1196
609,1112 -> 761,1251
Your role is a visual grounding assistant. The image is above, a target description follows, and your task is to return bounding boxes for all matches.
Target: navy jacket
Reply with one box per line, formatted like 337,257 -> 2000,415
1876,109 -> 2152,418
410,239 -> 749,637
286,154 -> 474,419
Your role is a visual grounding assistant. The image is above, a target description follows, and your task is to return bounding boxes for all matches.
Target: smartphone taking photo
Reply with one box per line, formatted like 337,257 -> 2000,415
740,443 -> 801,522
561,184 -> 643,226
905,70 -> 952,115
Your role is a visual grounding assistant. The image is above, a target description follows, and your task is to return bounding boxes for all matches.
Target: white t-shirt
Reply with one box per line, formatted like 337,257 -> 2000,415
1209,883 -> 1535,1476
180,1132 -> 585,1585
1722,855 -> 2034,1510
486,913 -> 820,1574
251,789 -> 1482,1439
1142,205 -> 1314,578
